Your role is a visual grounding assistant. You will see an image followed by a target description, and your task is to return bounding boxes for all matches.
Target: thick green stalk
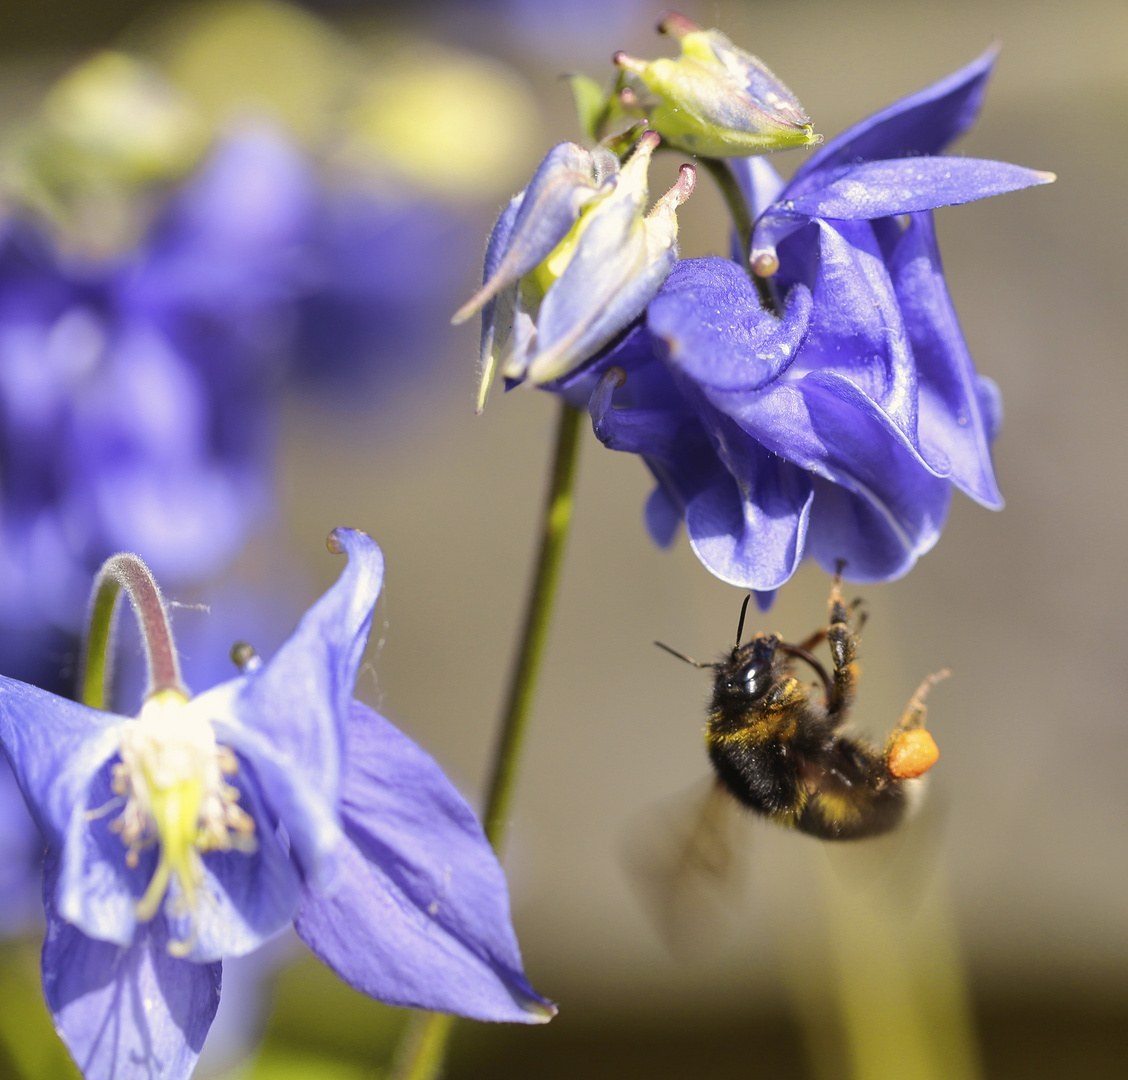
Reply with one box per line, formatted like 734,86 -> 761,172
390,399 -> 583,1080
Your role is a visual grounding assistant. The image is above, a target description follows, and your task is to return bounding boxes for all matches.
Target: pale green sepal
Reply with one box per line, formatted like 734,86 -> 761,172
615,18 -> 819,158
569,73 -> 611,143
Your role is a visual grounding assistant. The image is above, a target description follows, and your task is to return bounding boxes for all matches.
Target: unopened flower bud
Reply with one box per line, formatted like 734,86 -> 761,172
457,133 -> 694,409
614,14 -> 819,157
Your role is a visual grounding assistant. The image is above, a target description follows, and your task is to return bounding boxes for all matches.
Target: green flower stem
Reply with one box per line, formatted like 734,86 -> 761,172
389,1013 -> 456,1080
483,399 -> 583,848
80,553 -> 184,710
699,156 -> 777,312
391,399 -> 584,1080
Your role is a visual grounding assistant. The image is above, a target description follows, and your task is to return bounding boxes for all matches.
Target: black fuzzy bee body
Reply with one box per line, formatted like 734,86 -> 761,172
666,573 -> 947,841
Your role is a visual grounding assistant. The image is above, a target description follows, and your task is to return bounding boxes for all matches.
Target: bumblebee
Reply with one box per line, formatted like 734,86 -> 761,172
659,571 -> 946,840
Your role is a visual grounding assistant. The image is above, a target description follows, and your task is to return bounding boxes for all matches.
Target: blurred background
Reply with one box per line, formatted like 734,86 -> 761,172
0,1 -> 1124,1078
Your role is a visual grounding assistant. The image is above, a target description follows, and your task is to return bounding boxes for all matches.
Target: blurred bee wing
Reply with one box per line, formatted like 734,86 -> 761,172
620,779 -> 754,959
821,781 -> 950,913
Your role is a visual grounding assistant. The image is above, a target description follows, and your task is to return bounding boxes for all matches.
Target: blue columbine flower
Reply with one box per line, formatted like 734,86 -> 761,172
0,528 -> 552,1079
567,49 -> 1052,598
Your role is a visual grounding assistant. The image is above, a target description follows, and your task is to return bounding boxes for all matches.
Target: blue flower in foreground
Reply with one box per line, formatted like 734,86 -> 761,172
0,528 -> 551,1079
0,755 -> 42,935
566,49 -> 1052,598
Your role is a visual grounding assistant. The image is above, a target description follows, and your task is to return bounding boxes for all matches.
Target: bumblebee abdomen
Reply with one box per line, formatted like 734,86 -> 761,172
796,783 -> 908,840
706,735 -> 805,820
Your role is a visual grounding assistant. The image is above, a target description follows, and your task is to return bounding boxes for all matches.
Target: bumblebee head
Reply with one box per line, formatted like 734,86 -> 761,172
714,633 -> 782,705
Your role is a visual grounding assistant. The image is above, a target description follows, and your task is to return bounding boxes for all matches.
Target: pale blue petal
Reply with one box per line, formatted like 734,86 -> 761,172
43,866 -> 220,1080
295,702 -> 554,1023
456,143 -> 612,322
211,707 -> 343,892
238,528 -> 383,801
165,758 -> 302,963
0,676 -> 120,847
888,212 -> 1003,507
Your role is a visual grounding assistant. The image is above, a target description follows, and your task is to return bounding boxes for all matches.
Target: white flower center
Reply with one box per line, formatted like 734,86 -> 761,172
111,688 -> 255,956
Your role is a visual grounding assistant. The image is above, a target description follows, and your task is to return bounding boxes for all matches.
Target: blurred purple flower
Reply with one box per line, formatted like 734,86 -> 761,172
291,189 -> 474,400
0,529 -> 552,1080
0,127 -> 313,685
0,119 -> 469,692
565,50 -> 1052,598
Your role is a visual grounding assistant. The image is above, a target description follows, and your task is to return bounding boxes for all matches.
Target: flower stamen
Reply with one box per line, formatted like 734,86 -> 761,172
113,688 -> 257,955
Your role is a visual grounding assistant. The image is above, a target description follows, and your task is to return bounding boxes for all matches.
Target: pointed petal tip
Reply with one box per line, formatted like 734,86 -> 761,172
452,288 -> 491,326
325,528 -> 382,573
525,997 -> 559,1023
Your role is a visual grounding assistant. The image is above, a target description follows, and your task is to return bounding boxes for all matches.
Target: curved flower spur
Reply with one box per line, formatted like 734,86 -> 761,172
0,528 -> 552,1080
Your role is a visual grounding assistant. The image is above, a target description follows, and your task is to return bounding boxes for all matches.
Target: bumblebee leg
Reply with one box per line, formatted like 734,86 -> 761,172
884,669 -> 950,779
895,668 -> 951,731
825,573 -> 861,720
796,599 -> 865,653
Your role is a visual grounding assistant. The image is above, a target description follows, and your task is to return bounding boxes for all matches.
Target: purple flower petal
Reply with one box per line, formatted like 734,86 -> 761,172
794,45 -> 999,180
806,472 -> 951,582
770,156 -> 1053,223
649,256 -> 811,392
0,755 -> 43,934
238,528 -> 383,801
295,702 -> 554,1024
887,212 -> 1003,507
43,864 -> 220,1080
799,220 -> 920,441
684,429 -> 814,591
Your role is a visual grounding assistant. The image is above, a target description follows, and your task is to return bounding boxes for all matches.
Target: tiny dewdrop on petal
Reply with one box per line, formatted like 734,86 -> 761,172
112,688 -> 256,957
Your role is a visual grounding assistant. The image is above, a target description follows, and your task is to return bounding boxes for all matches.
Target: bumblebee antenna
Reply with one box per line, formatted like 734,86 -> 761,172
734,593 -> 752,648
654,640 -> 715,669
